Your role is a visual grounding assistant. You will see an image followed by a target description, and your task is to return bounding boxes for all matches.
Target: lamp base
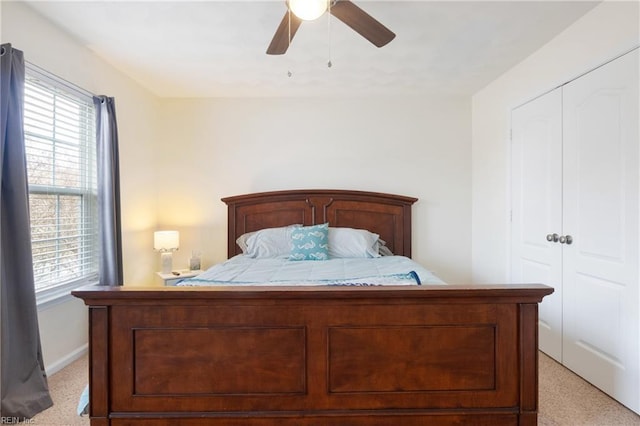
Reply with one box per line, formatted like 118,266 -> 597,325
160,252 -> 173,274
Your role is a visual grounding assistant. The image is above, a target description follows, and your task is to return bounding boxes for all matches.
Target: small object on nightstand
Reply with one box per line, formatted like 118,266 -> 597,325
189,250 -> 201,271
156,269 -> 202,286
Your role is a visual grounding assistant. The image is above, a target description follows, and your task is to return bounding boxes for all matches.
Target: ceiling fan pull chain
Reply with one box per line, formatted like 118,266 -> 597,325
327,0 -> 332,68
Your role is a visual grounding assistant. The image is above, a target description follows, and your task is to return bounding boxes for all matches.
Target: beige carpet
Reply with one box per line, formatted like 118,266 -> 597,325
32,351 -> 640,425
32,354 -> 89,426
537,353 -> 639,426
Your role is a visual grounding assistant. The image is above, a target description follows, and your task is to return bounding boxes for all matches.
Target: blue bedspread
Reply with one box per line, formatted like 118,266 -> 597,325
178,255 -> 444,287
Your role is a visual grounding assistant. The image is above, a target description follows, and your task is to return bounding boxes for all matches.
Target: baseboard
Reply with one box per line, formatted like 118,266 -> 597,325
45,343 -> 88,376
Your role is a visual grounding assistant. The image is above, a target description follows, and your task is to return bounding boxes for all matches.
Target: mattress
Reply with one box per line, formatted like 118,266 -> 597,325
178,255 -> 445,286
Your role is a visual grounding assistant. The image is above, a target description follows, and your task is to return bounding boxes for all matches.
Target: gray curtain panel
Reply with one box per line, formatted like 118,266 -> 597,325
94,96 -> 123,286
0,44 -> 53,419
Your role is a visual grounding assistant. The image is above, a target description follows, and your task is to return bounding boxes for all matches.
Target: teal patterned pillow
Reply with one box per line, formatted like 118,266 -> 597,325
290,223 -> 329,261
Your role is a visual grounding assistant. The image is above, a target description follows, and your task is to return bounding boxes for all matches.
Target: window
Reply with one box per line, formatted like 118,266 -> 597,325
23,64 -> 99,303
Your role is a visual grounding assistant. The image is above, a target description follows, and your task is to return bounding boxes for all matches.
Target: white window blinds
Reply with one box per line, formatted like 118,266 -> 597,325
24,66 -> 99,292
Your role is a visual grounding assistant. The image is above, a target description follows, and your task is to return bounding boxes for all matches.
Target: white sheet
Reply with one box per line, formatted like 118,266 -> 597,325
177,255 -> 445,286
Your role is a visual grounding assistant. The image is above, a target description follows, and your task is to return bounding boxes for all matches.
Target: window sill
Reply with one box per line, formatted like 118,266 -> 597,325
36,278 -> 99,310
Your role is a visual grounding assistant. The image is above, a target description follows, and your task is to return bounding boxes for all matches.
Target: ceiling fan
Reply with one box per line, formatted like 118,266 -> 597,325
266,0 -> 396,55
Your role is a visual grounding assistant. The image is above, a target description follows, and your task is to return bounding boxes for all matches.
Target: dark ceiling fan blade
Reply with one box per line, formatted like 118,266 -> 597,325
266,11 -> 303,55
329,0 -> 395,48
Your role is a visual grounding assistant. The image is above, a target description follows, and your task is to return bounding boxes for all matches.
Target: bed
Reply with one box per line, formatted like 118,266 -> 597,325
73,189 -> 552,426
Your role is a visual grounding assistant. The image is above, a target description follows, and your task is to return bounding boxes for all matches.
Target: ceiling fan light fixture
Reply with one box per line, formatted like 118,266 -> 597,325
287,0 -> 328,21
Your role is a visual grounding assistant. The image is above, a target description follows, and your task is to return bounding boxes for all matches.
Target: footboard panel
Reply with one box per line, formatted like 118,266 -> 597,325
74,285 -> 552,426
328,324 -> 496,393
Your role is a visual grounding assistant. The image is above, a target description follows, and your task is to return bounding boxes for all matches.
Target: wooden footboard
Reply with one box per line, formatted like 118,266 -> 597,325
73,284 -> 552,426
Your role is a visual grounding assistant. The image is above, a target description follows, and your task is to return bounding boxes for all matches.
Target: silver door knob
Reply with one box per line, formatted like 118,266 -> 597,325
546,233 -> 559,242
559,235 -> 573,245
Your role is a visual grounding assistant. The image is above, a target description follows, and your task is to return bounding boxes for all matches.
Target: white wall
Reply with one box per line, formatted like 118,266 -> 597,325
471,0 -> 640,283
2,1 -> 161,372
158,97 -> 472,283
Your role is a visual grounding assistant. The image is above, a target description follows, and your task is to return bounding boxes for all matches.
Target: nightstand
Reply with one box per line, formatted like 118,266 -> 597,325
156,269 -> 203,286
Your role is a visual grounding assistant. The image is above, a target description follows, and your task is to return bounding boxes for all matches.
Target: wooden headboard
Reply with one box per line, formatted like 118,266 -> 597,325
222,189 -> 418,258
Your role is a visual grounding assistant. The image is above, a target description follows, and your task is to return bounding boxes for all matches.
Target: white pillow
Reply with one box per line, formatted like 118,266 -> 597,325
238,225 -> 387,258
238,225 -> 299,258
236,231 -> 257,253
328,227 -> 381,258
378,239 -> 394,256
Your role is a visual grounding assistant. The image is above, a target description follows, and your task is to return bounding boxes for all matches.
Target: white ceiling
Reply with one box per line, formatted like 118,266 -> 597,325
23,0 -> 600,98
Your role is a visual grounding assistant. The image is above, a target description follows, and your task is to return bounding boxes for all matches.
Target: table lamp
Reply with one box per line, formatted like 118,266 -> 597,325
154,230 -> 179,274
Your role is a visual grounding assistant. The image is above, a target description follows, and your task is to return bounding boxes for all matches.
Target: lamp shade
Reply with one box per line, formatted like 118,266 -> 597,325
288,0 -> 327,21
154,230 -> 179,252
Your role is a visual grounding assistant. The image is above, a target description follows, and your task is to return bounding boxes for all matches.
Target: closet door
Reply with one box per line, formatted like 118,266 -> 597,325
510,88 -> 563,361
562,49 -> 639,413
